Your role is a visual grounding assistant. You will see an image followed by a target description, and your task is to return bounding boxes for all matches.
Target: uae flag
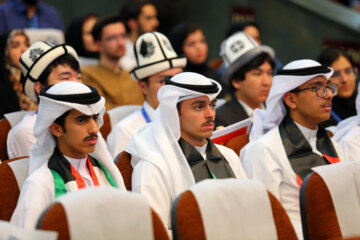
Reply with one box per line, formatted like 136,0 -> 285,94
211,118 -> 252,145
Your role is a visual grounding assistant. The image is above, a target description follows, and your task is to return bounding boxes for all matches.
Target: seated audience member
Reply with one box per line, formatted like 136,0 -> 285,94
65,13 -> 99,67
7,41 -> 111,162
215,31 -> 275,127
240,59 -> 346,238
107,32 -> 185,157
127,72 -> 248,229
81,15 -> 144,110
0,0 -> 64,34
168,23 -> 230,98
333,83 -> 360,161
119,0 -> 159,70
0,29 -> 35,118
11,81 -> 125,229
318,47 -> 358,128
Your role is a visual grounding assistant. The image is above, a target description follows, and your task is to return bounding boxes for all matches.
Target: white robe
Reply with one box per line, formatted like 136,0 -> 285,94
6,112 -> 112,162
240,126 -> 345,239
107,101 -> 156,158
129,120 -> 247,230
335,125 -> 360,162
10,157 -> 113,229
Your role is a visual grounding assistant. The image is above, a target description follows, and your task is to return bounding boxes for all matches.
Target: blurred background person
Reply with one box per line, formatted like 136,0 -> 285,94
0,0 -> 64,34
318,47 -> 358,128
119,0 -> 159,71
0,29 -> 36,118
65,13 -> 99,67
168,22 -> 230,98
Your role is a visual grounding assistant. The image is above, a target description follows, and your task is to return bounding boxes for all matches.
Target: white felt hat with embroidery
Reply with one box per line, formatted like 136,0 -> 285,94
220,31 -> 275,86
130,32 -> 187,80
19,41 -> 78,103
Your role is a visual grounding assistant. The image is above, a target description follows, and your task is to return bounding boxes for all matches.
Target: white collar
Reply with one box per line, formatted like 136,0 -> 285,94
238,99 -> 265,117
294,121 -> 318,142
143,101 -> 157,121
64,155 -> 87,173
194,141 -> 208,160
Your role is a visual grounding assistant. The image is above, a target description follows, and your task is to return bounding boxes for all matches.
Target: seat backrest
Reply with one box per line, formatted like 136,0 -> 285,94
107,105 -> 142,129
300,161 -> 360,240
0,156 -> 29,221
100,112 -> 111,140
0,220 -> 57,240
115,151 -> 133,191
224,133 -> 249,155
1,111 -> 34,161
37,187 -> 169,240
24,28 -> 65,45
0,117 -> 11,161
172,179 -> 297,240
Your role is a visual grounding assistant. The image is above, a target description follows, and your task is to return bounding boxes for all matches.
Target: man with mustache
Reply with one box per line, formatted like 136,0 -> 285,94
81,15 -> 144,110
240,59 -> 346,238
215,31 -> 275,128
11,81 -> 125,229
127,72 -> 247,230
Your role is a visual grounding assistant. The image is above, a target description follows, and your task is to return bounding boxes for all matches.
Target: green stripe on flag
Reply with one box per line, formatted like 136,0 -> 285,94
51,170 -> 67,198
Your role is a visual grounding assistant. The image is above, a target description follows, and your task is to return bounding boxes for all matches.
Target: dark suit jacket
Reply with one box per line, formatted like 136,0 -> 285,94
215,98 -> 249,128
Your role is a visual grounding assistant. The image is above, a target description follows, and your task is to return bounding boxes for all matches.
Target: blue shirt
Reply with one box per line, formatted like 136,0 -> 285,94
0,0 -> 64,34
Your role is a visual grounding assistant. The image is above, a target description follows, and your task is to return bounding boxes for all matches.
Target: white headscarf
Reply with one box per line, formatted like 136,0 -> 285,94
29,81 -> 125,189
126,72 -> 221,195
333,83 -> 360,141
250,59 -> 334,141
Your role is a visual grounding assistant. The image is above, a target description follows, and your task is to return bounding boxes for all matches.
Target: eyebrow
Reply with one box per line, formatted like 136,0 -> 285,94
191,99 -> 217,105
58,72 -> 81,77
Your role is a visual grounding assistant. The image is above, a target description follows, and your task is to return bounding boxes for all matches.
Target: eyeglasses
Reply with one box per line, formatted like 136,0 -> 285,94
331,68 -> 357,79
290,84 -> 338,98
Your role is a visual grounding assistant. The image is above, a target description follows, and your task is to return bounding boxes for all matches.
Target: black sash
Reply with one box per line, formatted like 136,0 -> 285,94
178,138 -> 236,183
279,115 -> 339,180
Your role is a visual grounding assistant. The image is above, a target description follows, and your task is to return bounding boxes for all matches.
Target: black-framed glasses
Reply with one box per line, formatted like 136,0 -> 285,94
290,84 -> 338,98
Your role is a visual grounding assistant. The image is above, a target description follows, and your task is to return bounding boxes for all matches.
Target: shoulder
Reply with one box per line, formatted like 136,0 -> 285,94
8,114 -> 36,141
215,144 -> 238,158
22,164 -> 54,193
116,110 -> 144,130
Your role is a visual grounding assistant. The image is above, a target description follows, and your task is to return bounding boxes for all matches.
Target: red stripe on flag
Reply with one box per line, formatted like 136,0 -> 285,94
212,126 -> 248,145
71,165 -> 86,189
296,174 -> 303,187
322,154 -> 340,164
87,155 -> 100,186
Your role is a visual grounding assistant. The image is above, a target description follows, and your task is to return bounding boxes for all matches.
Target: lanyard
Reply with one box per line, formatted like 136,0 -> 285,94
331,110 -> 342,123
141,107 -> 151,123
70,155 -> 100,188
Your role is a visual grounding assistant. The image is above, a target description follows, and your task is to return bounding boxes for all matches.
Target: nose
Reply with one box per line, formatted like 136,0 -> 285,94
205,105 -> 215,119
88,118 -> 99,134
340,71 -> 350,83
262,73 -> 272,87
325,87 -> 334,100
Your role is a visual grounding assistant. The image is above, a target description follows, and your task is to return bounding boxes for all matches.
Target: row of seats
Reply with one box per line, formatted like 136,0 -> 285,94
1,152 -> 360,239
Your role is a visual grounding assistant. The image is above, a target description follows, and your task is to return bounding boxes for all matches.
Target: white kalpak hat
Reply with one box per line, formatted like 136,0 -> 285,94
220,31 -> 275,86
19,41 -> 78,103
130,32 -> 187,80
157,72 -> 222,140
29,81 -> 105,174
250,59 -> 333,141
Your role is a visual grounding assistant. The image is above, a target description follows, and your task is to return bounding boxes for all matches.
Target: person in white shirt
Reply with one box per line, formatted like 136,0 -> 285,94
215,31 -> 275,127
11,81 -> 125,229
127,72 -> 248,230
107,32 -> 185,157
240,59 -> 346,238
6,41 -> 111,162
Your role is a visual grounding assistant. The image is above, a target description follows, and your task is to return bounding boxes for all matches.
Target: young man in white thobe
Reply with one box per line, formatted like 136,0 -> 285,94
11,81 -> 125,229
106,32 -> 185,157
240,59 -> 346,238
126,72 -> 248,230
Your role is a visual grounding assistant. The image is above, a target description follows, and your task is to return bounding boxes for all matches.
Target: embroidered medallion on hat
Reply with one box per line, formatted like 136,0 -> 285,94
19,41 -> 78,103
131,32 -> 187,80
220,31 -> 275,86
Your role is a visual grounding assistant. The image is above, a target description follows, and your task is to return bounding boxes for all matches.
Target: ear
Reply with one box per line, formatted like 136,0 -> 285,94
95,40 -> 102,52
49,123 -> 64,138
231,79 -> 242,90
138,81 -> 149,95
34,81 -> 45,95
283,92 -> 297,110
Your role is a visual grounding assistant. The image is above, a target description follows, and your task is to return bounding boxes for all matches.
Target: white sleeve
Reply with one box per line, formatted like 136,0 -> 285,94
338,130 -> 360,162
131,159 -> 172,230
7,124 -> 36,159
10,172 -> 54,229
107,123 -> 133,158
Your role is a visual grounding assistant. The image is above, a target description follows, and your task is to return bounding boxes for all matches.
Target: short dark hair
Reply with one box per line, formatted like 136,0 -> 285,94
226,21 -> 260,38
168,23 -> 203,56
37,54 -> 80,86
317,47 -> 354,67
230,52 -> 275,91
176,101 -> 183,114
53,110 -> 71,133
91,15 -> 125,42
120,0 -> 155,33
